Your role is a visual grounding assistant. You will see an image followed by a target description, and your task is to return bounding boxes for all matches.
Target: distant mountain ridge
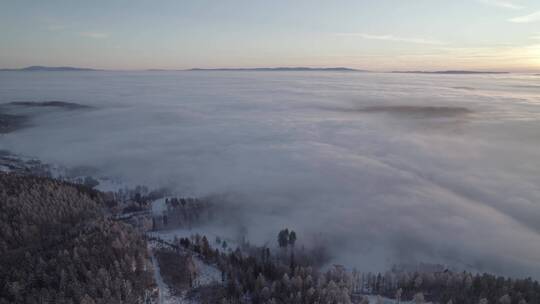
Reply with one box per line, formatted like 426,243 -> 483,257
188,67 -> 367,72
391,70 -> 508,75
1,66 -> 366,72
2,66 -> 520,74
0,66 -> 98,71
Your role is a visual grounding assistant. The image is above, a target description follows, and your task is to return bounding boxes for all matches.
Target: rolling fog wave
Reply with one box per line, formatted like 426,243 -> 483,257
1,71 -> 540,278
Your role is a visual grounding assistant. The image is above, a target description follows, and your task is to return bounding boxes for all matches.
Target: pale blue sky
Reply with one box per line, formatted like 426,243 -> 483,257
1,0 -> 539,71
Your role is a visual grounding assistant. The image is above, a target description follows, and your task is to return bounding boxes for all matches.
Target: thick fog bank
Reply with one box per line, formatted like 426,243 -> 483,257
1,71 -> 539,278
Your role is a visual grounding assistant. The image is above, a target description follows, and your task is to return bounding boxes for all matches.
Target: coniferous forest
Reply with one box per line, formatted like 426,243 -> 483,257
2,171 -> 540,304
0,173 -> 155,304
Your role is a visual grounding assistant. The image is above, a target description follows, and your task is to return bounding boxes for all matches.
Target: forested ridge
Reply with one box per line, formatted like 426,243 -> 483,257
0,173 -> 154,304
1,171 -> 540,304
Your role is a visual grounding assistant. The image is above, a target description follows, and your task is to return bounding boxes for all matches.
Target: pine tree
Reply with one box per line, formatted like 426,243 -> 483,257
288,231 -> 297,248
278,229 -> 289,248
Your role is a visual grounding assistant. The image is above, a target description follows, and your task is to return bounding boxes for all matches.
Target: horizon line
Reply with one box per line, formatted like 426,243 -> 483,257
1,65 -> 536,74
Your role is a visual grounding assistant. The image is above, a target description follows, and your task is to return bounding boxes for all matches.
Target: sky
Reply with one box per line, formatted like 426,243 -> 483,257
0,0 -> 539,71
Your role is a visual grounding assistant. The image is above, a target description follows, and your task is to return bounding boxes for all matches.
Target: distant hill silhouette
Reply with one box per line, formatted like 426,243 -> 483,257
188,67 -> 367,72
391,70 -> 508,75
7,101 -> 92,109
0,66 -> 98,72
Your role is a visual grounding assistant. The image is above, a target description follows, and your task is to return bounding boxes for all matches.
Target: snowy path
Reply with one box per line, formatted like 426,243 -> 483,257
364,295 -> 418,303
150,249 -> 193,304
149,240 -> 223,304
150,251 -> 166,304
193,256 -> 222,286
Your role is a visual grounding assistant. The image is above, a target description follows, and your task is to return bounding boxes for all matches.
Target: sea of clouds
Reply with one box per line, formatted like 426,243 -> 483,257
1,71 -> 539,278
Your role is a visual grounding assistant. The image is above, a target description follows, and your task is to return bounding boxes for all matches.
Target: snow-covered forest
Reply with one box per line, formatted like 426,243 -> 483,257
3,167 -> 540,304
0,173 -> 155,303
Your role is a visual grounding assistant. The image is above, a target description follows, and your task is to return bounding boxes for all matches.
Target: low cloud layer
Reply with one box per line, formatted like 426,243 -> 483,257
509,10 -> 540,23
479,0 -> 524,10
80,31 -> 109,39
1,71 -> 539,278
337,33 -> 447,45
351,105 -> 471,118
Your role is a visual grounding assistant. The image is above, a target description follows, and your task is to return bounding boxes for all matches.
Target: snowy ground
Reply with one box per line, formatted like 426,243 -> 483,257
148,237 -> 222,304
150,250 -> 199,304
93,176 -> 132,193
151,197 -> 169,216
150,251 -> 168,304
193,256 -> 222,286
362,294 -> 426,304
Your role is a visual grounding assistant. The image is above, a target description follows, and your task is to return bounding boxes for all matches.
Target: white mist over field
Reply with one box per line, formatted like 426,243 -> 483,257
1,71 -> 540,278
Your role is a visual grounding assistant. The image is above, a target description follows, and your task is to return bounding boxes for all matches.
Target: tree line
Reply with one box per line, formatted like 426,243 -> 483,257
164,228 -> 540,304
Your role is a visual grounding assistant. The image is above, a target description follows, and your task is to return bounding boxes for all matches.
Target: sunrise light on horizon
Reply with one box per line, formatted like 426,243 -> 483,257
1,0 -> 540,72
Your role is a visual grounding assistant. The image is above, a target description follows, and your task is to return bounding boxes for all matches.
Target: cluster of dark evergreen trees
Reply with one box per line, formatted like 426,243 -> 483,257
277,229 -> 297,249
360,269 -> 540,304
163,231 -> 354,304
0,173 -> 155,304
153,196 -> 214,229
115,186 -> 169,214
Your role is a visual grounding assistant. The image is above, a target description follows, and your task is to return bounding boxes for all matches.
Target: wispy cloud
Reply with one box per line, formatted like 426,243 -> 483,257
46,25 -> 65,31
509,11 -> 540,23
80,32 -> 109,39
478,0 -> 523,10
337,33 -> 447,45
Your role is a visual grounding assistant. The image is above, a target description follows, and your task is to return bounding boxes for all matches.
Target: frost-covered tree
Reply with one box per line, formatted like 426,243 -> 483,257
0,173 -> 154,304
395,288 -> 403,303
289,230 -> 297,247
414,292 -> 425,304
499,294 -> 511,304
